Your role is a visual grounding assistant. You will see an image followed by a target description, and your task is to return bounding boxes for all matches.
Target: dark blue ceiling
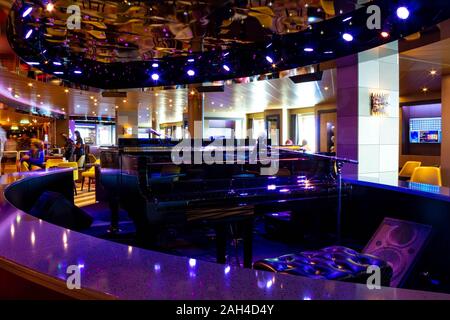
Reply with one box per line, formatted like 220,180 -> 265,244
6,0 -> 450,89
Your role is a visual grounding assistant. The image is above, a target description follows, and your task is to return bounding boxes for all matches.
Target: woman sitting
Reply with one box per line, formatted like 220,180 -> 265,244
20,141 -> 45,171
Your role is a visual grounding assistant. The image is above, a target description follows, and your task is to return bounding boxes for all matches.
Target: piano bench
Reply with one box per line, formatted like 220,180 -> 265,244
253,246 -> 393,286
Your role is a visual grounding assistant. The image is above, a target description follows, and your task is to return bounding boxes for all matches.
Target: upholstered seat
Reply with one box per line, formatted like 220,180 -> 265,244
253,246 -> 393,286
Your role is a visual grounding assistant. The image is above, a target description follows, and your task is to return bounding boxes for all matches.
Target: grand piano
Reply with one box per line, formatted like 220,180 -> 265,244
100,138 -> 357,267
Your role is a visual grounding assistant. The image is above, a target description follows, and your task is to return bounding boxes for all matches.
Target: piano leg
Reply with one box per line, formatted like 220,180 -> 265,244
215,224 -> 227,265
242,218 -> 253,269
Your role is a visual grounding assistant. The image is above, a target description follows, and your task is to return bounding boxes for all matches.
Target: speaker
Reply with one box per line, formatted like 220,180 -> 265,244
363,218 -> 432,287
30,191 -> 93,231
289,71 -> 323,84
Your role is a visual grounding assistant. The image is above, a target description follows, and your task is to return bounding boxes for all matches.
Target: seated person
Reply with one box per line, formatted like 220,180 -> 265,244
21,141 -> 45,171
300,139 -> 311,152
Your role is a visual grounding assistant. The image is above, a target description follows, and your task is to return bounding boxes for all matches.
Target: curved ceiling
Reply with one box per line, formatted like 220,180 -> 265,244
7,0 -> 450,89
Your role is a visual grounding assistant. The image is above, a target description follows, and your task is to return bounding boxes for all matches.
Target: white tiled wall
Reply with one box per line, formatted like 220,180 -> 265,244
357,42 -> 400,177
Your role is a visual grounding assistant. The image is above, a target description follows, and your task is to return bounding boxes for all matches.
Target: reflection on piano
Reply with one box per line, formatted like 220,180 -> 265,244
100,138 -> 357,267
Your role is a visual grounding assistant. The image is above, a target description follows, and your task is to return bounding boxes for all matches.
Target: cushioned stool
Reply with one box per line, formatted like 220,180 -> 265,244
253,246 -> 393,286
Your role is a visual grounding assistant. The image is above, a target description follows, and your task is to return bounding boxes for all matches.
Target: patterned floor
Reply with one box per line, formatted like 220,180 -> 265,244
74,182 -> 96,207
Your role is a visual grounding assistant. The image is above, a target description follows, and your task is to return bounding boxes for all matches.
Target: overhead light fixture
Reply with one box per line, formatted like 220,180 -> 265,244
187,70 -> 195,77
381,31 -> 390,38
46,3 -> 55,12
342,33 -> 354,42
397,7 -> 410,20
26,62 -> 40,66
25,29 -> 33,39
304,48 -> 314,52
22,7 -> 33,18
53,62 -> 62,66
266,56 -> 274,63
152,63 -> 159,68
151,73 -> 160,81
74,70 -> 82,74
422,87 -> 428,92
223,65 -> 230,72
54,71 -> 64,75
430,69 -> 437,76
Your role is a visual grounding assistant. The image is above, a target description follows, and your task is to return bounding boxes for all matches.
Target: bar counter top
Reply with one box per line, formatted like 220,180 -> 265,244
344,175 -> 450,203
1,170 -> 450,300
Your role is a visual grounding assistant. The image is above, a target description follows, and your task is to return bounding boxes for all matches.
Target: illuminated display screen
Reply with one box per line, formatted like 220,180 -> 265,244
409,117 -> 442,144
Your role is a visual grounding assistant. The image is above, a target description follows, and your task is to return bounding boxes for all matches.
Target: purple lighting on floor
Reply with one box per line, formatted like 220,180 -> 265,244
25,29 -> 33,39
151,73 -> 160,81
224,266 -> 231,275
152,63 -> 159,68
267,184 -> 276,191
397,7 -> 410,20
189,258 -> 197,268
22,7 -> 33,18
342,33 -> 354,42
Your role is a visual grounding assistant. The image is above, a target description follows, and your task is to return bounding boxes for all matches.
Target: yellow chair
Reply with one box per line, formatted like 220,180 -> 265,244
81,159 -> 100,192
57,162 -> 79,195
410,167 -> 442,187
399,161 -> 421,179
45,158 -> 65,169
321,0 -> 336,16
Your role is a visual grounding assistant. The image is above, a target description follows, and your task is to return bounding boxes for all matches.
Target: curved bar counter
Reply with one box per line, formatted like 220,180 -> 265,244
1,170 -> 450,300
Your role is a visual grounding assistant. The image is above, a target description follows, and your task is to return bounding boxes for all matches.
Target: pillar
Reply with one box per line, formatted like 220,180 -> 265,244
186,89 -> 204,139
441,75 -> 450,186
337,42 -> 400,183
116,107 -> 138,142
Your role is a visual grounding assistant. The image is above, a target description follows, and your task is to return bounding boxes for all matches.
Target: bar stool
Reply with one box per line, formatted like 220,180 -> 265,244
81,159 -> 100,192
410,167 -> 442,187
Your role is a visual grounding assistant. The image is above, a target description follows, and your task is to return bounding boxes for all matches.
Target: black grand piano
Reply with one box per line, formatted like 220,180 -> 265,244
100,138 -> 357,267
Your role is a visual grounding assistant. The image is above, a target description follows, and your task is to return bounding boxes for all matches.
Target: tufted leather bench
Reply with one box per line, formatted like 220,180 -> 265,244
253,246 -> 393,286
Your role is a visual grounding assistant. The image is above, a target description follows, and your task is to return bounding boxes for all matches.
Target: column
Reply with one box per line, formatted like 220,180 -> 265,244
441,75 -> 450,186
337,42 -> 400,183
186,89 -> 204,138
116,107 -> 138,142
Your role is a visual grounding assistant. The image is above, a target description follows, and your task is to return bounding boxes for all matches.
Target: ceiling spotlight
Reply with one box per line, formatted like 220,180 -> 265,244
430,69 -> 437,76
223,65 -> 230,72
74,70 -> 82,74
381,31 -> 390,38
324,86 -> 329,91
187,58 -> 195,63
187,70 -> 195,77
46,3 -> 55,12
53,62 -> 62,66
304,48 -> 314,52
342,33 -> 353,42
190,90 -> 195,95
64,89 -> 69,93
266,56 -> 274,63
28,83 -> 33,87
152,63 -> 159,68
54,71 -> 64,75
397,7 -> 410,20
25,29 -> 33,39
422,87 -> 428,92
22,7 -> 33,18
151,73 -> 160,81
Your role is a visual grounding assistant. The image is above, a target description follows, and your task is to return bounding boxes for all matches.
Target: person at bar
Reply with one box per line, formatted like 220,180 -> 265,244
20,140 -> 45,171
73,130 -> 85,161
62,133 -> 75,161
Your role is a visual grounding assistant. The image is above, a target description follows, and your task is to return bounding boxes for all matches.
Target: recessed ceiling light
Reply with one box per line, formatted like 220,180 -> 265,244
64,89 -> 69,93
422,87 -> 428,92
324,86 -> 329,91
430,70 -> 437,76
380,31 -> 390,38
90,96 -> 94,100
28,83 -> 33,87
46,3 -> 55,12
